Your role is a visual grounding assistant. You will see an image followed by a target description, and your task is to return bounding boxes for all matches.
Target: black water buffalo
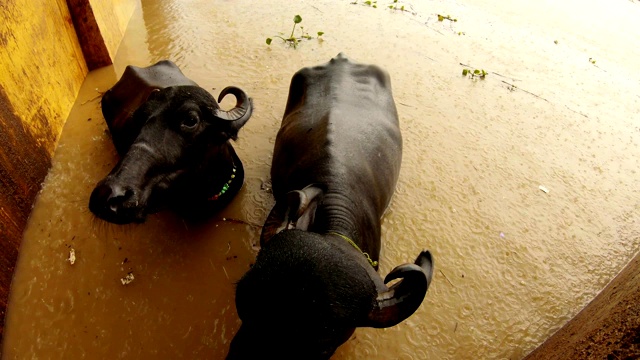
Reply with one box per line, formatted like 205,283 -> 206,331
227,54 -> 433,359
89,60 -> 253,224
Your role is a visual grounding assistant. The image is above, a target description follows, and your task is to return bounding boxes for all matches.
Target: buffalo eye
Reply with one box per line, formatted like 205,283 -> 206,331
181,114 -> 200,129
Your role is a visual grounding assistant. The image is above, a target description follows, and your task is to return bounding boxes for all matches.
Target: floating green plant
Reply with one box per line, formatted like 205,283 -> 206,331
433,13 -> 462,33
387,0 -> 410,11
352,0 -> 416,13
351,0 -> 379,8
462,68 -> 488,79
266,15 -> 324,49
437,14 -> 457,22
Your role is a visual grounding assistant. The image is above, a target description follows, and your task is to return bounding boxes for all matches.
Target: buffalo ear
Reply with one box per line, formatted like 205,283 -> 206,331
360,251 -> 434,328
260,185 -> 323,246
286,185 -> 323,231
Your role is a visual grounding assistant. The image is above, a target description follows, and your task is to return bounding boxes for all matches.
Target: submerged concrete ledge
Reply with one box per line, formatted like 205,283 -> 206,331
525,252 -> 640,359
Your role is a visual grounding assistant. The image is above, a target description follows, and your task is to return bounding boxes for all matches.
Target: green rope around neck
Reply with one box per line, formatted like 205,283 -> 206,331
328,232 -> 378,268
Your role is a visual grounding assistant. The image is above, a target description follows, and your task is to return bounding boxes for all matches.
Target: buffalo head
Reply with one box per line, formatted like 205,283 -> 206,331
227,229 -> 433,359
89,61 -> 252,224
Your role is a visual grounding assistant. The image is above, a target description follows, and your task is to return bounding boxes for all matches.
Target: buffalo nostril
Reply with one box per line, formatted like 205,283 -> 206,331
89,180 -> 143,224
94,184 -> 135,214
108,200 -> 119,214
124,188 -> 135,200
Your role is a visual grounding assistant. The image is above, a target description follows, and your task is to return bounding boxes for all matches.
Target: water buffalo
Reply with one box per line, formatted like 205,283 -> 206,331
227,54 -> 433,359
89,60 -> 253,224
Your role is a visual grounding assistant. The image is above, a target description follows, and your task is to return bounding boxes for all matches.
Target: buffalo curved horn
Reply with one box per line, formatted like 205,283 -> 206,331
215,86 -> 253,123
364,250 -> 434,328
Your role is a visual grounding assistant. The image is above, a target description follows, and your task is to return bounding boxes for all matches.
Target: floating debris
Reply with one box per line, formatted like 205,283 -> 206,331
67,248 -> 76,265
539,185 -> 550,193
120,272 -> 135,285
439,269 -> 455,287
260,179 -> 272,192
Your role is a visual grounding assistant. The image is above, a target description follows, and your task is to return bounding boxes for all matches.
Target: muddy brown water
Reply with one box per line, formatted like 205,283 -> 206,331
3,0 -> 640,359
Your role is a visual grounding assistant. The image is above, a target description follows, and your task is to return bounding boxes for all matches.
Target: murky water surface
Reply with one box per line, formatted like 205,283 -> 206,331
3,0 -> 640,359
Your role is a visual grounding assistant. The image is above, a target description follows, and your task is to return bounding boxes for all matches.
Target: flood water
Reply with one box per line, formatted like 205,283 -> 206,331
3,0 -> 640,359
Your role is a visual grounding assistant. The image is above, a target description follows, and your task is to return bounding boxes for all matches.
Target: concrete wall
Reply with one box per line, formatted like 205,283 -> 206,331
525,252 -> 640,359
0,0 -> 136,341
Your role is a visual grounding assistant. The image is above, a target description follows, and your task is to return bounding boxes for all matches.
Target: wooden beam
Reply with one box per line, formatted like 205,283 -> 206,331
66,0 -> 112,70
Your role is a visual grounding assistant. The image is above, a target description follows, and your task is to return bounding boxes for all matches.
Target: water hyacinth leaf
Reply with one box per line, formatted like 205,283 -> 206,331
266,38 -> 273,45
462,69 -> 469,76
317,31 -> 324,36
294,15 -> 302,24
474,69 -> 480,74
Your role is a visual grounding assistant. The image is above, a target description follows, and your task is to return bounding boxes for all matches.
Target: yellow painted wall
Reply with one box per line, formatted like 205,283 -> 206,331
0,0 -> 88,338
0,0 -> 137,339
0,0 -> 87,154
